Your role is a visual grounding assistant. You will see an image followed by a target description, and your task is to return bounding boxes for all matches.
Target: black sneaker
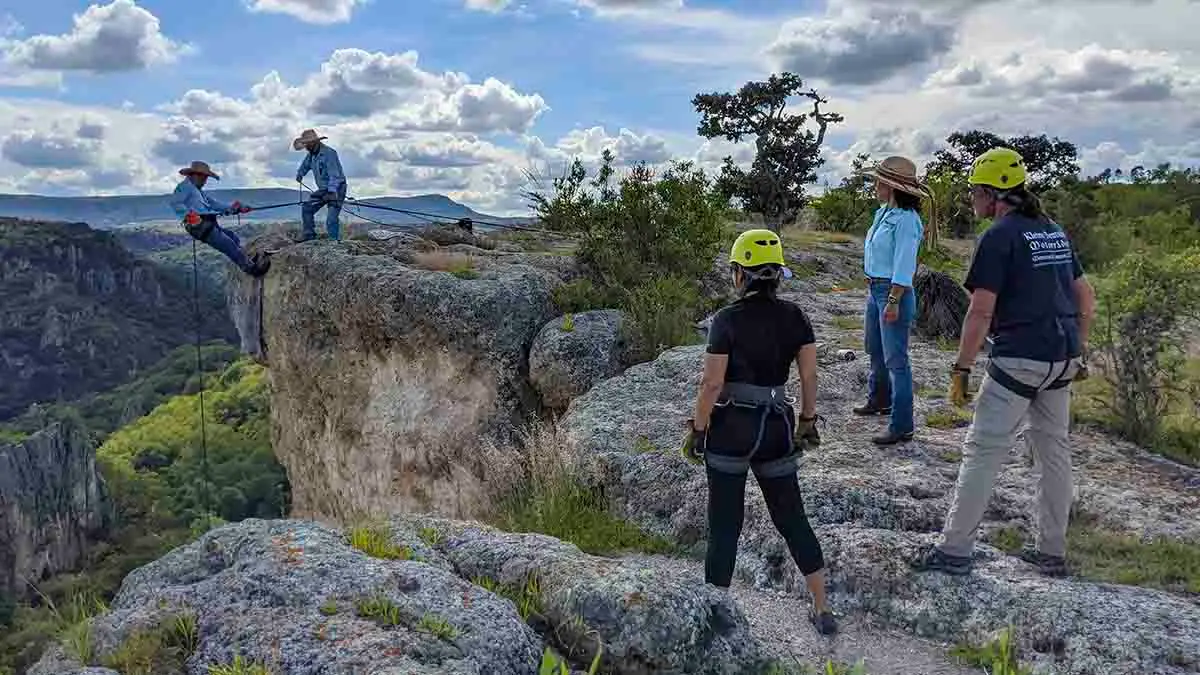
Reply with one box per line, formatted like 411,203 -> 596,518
872,430 -> 914,446
912,545 -> 973,576
810,610 -> 839,636
1018,547 -> 1068,577
853,401 -> 892,416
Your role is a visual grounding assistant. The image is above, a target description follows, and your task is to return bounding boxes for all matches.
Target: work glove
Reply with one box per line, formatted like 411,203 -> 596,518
1073,349 -> 1090,382
679,420 -> 706,465
795,414 -> 820,449
184,210 -> 201,226
949,365 -> 972,407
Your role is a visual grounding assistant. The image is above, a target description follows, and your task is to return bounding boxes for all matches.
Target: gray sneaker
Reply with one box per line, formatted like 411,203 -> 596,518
1018,547 -> 1068,577
911,545 -> 973,575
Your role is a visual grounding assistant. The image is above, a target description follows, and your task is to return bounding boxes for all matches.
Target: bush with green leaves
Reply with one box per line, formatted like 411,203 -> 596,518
812,154 -> 875,234
525,150 -> 731,359
1091,248 -> 1200,460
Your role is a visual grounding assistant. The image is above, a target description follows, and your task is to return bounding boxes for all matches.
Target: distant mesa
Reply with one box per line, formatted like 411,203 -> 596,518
0,189 -> 530,230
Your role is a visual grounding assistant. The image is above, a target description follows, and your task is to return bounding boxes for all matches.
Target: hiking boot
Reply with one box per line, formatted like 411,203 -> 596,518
853,400 -> 892,416
810,610 -> 839,636
872,430 -> 914,446
911,545 -> 973,576
248,256 -> 271,278
1018,547 -> 1068,577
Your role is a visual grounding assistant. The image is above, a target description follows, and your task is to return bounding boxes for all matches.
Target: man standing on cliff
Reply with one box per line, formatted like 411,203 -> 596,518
294,129 -> 347,242
170,161 -> 269,277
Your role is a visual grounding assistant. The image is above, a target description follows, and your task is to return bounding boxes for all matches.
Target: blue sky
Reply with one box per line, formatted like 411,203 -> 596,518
0,0 -> 1197,214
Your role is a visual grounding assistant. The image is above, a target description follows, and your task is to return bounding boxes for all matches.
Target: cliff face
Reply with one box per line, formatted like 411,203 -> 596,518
237,237 -> 566,523
0,421 -> 107,600
0,218 -> 233,420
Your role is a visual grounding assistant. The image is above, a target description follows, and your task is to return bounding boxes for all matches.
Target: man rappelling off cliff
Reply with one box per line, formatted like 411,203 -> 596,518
171,160 -> 270,277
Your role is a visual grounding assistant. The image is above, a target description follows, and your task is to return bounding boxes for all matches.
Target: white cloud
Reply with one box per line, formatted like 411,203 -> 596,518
1,127 -> 102,169
766,3 -> 956,85
243,0 -> 369,25
1,1 -> 185,73
464,0 -> 512,12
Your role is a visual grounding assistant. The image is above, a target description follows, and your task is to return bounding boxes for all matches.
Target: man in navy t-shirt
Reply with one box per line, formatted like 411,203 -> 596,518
914,147 -> 1096,578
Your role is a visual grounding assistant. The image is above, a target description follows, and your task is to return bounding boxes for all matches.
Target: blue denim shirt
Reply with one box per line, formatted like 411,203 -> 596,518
296,144 -> 346,193
169,179 -> 232,218
863,205 -> 924,288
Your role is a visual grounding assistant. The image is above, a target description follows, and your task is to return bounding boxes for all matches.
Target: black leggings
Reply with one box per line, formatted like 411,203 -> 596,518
705,465 -> 825,587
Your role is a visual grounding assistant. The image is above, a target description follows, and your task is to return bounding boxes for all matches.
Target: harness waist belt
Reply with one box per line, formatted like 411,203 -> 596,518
720,382 -> 791,406
986,361 -> 1072,401
707,382 -> 798,476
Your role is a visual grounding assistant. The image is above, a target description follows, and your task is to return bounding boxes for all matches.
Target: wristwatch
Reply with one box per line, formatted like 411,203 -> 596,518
887,294 -> 899,305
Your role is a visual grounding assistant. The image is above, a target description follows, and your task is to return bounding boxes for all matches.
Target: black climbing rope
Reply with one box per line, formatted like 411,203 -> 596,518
190,235 -> 214,530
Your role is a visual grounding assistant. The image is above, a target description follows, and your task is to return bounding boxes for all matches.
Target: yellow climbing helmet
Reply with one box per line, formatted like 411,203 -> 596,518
729,229 -> 786,268
967,147 -> 1027,189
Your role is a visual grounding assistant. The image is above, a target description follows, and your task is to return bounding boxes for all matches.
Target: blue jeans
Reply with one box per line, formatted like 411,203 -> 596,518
864,282 -> 916,435
302,186 -> 345,240
196,217 -> 254,273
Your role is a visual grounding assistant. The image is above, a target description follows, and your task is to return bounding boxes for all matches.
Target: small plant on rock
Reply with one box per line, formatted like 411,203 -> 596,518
951,627 -> 1032,675
318,598 -> 339,616
561,313 -> 575,332
539,646 -> 602,675
207,654 -> 274,675
418,526 -> 444,547
348,524 -> 412,561
416,613 -> 458,640
925,406 -> 973,430
354,594 -> 404,627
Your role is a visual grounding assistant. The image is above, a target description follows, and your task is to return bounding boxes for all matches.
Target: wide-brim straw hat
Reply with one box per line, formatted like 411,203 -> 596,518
179,160 -> 220,180
292,128 -> 328,151
860,155 -> 930,198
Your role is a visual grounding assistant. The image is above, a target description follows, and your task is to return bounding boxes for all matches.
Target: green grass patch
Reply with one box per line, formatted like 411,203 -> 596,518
951,627 -> 1031,675
764,658 -> 869,674
831,315 -> 861,331
1068,516 -> 1200,594
497,484 -> 677,556
318,598 -> 339,616
451,269 -> 480,280
354,595 -> 405,627
934,336 -> 959,353
987,526 -> 1025,554
938,449 -> 963,463
560,313 -> 575,332
470,573 -> 543,623
782,229 -> 861,247
418,526 -> 444,547
207,655 -> 274,675
1072,370 -> 1200,466
416,613 -> 458,640
348,524 -> 413,560
925,406 -> 973,430
551,278 -> 622,314
101,612 -> 200,675
633,436 -> 658,454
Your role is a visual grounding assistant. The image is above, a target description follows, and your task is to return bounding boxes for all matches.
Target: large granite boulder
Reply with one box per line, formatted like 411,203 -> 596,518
32,517 -> 771,675
229,240 -> 561,523
529,310 -> 626,409
0,421 -> 107,601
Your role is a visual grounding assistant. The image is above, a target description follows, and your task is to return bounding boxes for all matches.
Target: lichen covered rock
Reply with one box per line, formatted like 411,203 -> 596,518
529,310 -> 626,409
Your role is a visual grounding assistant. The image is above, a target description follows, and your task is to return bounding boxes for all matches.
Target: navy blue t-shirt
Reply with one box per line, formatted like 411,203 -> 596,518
964,213 -> 1084,362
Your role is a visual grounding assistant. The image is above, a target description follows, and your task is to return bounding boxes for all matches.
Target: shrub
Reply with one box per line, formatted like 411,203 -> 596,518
416,613 -> 458,640
1092,249 -> 1200,453
526,150 -> 731,360
101,612 -> 200,675
811,154 -> 874,234
623,276 -> 705,363
354,595 -> 404,627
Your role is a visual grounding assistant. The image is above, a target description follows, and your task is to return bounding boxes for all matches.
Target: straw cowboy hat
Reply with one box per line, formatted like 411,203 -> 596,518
178,160 -> 220,180
292,129 -> 327,151
861,156 -> 930,198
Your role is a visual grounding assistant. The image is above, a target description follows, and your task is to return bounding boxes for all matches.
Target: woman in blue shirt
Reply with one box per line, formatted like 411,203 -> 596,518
854,156 -> 928,445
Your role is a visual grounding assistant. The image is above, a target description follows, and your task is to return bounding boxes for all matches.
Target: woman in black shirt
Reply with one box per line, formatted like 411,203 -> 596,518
681,229 -> 837,636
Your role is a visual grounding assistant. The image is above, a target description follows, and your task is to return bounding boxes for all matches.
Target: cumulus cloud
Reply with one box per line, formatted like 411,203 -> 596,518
0,119 -> 110,169
369,136 -> 500,167
464,0 -> 512,11
766,3 -> 956,85
927,44 -> 1189,103
151,118 -> 241,166
2,0 -> 184,73
533,126 -> 671,165
243,0 -> 368,24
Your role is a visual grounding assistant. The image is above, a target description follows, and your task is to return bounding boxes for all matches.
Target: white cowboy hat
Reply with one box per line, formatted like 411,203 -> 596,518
292,129 -> 328,151
860,156 -> 930,199
178,160 -> 220,180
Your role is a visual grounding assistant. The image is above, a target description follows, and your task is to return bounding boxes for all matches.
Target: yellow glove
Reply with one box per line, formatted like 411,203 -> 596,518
1074,350 -> 1090,382
679,420 -> 705,465
949,366 -> 972,407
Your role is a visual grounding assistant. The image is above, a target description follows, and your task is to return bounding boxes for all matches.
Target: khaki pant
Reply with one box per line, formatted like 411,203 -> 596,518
939,356 -> 1081,558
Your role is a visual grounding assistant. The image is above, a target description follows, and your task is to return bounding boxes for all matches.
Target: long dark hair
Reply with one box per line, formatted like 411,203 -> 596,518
894,190 -> 922,213
1000,185 -> 1051,223
736,263 -> 782,298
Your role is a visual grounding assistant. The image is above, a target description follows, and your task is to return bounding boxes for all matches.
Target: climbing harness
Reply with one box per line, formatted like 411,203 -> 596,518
986,360 -> 1074,401
704,383 -> 803,478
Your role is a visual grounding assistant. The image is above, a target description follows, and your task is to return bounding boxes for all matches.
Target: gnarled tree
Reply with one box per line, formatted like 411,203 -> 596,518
693,72 -> 843,229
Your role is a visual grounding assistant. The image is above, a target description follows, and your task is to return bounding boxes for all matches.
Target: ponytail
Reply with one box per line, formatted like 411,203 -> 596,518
1000,186 -> 1051,223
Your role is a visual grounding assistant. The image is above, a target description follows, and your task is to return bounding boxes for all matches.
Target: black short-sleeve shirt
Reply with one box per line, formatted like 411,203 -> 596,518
706,294 -> 816,386
964,213 -> 1084,362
